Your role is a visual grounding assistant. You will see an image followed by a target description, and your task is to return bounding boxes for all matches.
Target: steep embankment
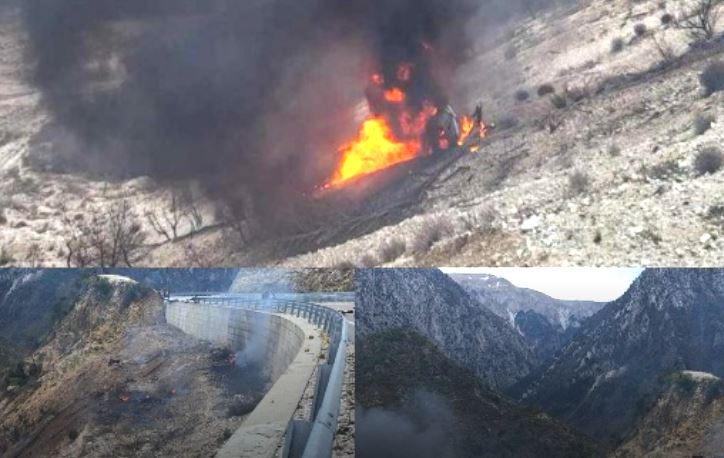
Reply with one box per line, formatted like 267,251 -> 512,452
515,269 -> 724,445
357,329 -> 602,458
356,268 -> 535,389
0,275 -> 254,457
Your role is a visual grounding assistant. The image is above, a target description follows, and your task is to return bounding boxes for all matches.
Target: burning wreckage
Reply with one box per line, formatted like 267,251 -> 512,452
324,60 -> 488,190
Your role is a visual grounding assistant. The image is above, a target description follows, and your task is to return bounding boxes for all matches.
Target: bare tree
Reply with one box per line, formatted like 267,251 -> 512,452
62,200 -> 146,268
26,243 -> 42,267
652,34 -> 677,66
146,187 -> 205,242
676,0 -> 722,42
146,190 -> 183,242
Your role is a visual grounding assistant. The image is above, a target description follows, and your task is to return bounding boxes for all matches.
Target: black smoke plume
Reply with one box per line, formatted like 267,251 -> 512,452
21,0 -> 478,229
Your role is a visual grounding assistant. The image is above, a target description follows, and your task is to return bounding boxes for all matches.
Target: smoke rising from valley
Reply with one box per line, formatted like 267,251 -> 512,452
21,0 -> 480,227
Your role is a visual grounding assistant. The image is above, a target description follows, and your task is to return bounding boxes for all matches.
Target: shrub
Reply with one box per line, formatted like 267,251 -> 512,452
568,170 -> 590,195
460,205 -> 497,233
694,146 -> 723,175
379,238 -> 406,263
608,143 -> 621,156
693,113 -> 714,135
411,216 -> 452,253
550,93 -> 567,109
514,89 -> 530,102
704,380 -> 724,405
706,204 -> 724,226
537,83 -> 555,96
700,61 -> 724,96
359,254 -> 377,268
334,260 -> 355,270
0,247 -> 12,266
672,373 -> 697,394
660,13 -> 673,25
68,429 -> 79,442
95,277 -> 114,299
646,159 -> 684,180
610,37 -> 625,53
633,23 -> 647,36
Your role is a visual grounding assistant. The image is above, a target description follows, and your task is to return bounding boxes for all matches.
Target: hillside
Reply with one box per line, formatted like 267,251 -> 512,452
357,328 -> 602,458
356,268 -> 535,389
514,268 -> 724,444
0,275 -> 261,457
614,371 -> 724,457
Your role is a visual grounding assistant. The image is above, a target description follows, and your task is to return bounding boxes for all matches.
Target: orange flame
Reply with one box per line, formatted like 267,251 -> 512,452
457,115 -> 487,147
328,117 -> 420,187
383,88 -> 406,103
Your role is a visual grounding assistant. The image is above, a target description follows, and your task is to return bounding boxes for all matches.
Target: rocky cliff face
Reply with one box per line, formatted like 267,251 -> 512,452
614,371 -> 724,457
514,269 -> 724,444
451,273 -> 604,361
356,268 -> 535,389
357,329 -> 603,458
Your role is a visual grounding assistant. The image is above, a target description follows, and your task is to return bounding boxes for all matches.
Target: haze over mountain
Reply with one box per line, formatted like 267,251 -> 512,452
357,329 -> 602,458
513,268 -> 724,445
450,272 -> 605,360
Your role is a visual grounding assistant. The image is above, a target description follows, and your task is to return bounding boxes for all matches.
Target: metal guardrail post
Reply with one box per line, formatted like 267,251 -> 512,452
301,320 -> 347,458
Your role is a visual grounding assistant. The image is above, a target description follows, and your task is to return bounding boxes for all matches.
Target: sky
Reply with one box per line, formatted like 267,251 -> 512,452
440,267 -> 644,302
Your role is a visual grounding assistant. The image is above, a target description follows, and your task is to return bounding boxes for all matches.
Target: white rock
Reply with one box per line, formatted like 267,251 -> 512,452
521,215 -> 541,232
700,233 -> 712,244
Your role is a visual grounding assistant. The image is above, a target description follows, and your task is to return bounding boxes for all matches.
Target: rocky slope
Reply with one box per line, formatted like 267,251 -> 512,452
356,268 -> 535,389
450,272 -> 604,360
514,268 -> 724,445
0,275 -> 257,457
614,371 -> 724,458
357,328 -> 602,458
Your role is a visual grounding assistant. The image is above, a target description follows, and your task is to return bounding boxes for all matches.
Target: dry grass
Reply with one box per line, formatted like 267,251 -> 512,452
411,216 -> 453,254
378,238 -> 406,263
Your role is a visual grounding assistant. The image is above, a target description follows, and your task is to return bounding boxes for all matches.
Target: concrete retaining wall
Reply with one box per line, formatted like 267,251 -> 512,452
166,301 -> 305,383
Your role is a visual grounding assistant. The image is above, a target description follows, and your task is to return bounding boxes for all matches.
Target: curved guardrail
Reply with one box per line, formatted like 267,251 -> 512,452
168,294 -> 348,458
